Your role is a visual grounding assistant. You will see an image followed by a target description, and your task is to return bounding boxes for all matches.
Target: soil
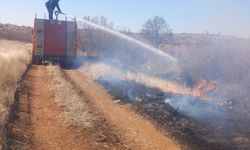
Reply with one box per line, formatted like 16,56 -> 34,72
64,70 -> 179,150
8,66 -> 92,149
6,65 -> 179,150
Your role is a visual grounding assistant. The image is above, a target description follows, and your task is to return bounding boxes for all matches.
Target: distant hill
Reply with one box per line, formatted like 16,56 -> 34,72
0,23 -> 32,42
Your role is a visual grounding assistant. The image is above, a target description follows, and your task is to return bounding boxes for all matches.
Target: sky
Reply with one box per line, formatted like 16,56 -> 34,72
0,0 -> 249,38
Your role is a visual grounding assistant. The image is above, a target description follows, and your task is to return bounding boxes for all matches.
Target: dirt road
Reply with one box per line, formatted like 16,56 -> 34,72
65,70 -> 179,150
8,66 -> 93,149
7,65 -> 179,150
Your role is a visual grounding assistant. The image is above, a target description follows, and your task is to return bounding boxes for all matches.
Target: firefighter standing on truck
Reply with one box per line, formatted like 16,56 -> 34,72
46,0 -> 62,20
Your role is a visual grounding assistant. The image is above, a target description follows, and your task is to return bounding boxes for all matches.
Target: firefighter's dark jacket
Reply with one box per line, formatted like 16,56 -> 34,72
46,0 -> 61,12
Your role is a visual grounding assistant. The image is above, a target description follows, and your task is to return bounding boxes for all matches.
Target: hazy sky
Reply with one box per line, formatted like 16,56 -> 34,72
0,0 -> 249,38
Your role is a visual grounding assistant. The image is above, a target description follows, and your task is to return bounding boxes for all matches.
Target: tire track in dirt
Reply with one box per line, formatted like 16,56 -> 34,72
46,65 -> 129,150
65,70 -> 180,150
7,66 -> 92,149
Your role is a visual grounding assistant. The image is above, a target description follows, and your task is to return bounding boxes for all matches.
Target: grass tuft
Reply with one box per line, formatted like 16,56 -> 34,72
0,40 -> 31,148
47,65 -> 94,127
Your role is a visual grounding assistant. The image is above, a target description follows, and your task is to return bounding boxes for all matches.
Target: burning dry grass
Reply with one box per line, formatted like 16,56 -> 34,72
0,40 -> 31,148
47,65 -> 94,127
80,62 -> 190,95
126,72 -> 189,94
78,62 -> 243,149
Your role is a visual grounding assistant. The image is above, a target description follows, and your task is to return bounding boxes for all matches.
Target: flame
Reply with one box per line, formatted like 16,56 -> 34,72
234,136 -> 250,143
191,78 -> 218,98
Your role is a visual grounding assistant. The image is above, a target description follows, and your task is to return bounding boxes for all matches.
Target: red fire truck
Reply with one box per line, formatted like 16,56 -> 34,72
32,15 -> 79,67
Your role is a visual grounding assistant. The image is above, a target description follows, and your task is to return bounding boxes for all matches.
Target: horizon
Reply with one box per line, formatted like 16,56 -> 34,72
0,0 -> 249,38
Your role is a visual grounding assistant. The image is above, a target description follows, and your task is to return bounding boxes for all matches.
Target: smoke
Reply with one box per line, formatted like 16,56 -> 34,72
70,15 -> 177,63
72,16 -> 250,131
164,94 -> 227,124
74,16 -> 181,79
166,36 -> 250,127
176,37 -> 250,102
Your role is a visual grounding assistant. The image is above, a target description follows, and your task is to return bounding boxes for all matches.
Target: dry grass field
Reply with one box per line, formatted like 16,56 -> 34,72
0,23 -> 32,42
80,62 -> 190,95
0,39 -> 31,148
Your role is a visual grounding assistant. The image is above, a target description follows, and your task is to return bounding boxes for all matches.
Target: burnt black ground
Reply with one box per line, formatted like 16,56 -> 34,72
98,79 -> 250,150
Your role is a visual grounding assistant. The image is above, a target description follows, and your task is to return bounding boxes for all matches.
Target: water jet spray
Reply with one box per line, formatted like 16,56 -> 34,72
67,15 -> 177,63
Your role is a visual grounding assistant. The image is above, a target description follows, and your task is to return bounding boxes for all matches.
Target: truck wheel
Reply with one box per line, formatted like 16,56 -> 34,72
38,60 -> 43,65
32,56 -> 36,64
